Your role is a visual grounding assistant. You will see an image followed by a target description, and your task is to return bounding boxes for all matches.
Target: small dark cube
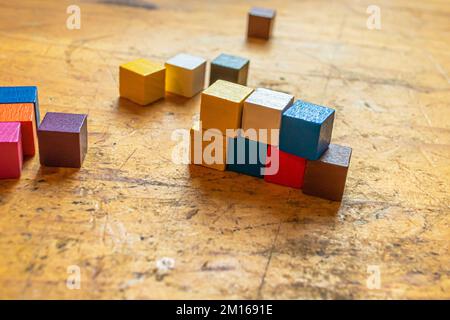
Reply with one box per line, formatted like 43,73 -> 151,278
227,134 -> 267,178
302,144 -> 352,201
210,53 -> 250,86
38,112 -> 88,168
247,7 -> 276,40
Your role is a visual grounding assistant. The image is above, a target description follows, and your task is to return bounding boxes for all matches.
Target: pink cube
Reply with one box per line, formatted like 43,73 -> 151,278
0,122 -> 23,179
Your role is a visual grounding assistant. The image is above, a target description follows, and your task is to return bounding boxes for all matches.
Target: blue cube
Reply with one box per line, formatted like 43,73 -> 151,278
0,86 -> 40,126
227,135 -> 267,178
279,100 -> 335,160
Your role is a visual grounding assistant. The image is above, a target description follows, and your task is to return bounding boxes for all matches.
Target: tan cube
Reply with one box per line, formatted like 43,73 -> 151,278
190,122 -> 227,171
200,80 -> 253,136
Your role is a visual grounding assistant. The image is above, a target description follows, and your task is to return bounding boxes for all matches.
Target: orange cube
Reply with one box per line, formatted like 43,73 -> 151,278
0,103 -> 37,156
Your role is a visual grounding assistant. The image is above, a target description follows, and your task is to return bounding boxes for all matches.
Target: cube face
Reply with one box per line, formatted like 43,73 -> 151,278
279,100 -> 335,160
38,112 -> 88,168
302,144 -> 352,201
227,135 -> 267,178
119,58 -> 165,105
242,88 -> 294,145
247,7 -> 276,40
0,122 -> 23,179
200,80 -> 253,135
264,145 -> 307,189
0,103 -> 37,156
165,53 -> 206,97
0,86 -> 40,126
210,54 -> 250,86
190,123 -> 227,171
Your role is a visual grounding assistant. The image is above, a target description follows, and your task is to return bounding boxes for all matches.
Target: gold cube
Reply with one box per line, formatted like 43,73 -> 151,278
200,80 -> 253,136
119,58 -> 165,105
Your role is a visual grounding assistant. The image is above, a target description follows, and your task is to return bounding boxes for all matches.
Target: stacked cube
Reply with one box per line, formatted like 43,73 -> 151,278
119,52 -> 352,201
0,86 -> 88,180
0,86 -> 39,179
191,82 -> 352,201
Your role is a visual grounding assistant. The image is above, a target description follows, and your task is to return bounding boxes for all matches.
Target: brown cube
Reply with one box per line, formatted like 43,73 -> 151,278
302,144 -> 352,201
247,7 -> 276,40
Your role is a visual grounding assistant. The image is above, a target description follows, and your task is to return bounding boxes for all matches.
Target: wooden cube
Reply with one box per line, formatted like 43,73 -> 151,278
0,122 -> 23,179
200,80 -> 253,135
247,7 -> 276,40
190,122 -> 227,171
242,88 -> 293,145
302,144 -> 352,201
279,100 -> 334,160
0,103 -> 37,156
165,53 -> 206,98
38,112 -> 88,168
227,133 -> 267,178
210,54 -> 250,86
119,58 -> 165,105
0,86 -> 40,126
264,145 -> 307,189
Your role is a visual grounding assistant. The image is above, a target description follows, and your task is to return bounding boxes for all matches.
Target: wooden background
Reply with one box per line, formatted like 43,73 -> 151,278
0,0 -> 449,299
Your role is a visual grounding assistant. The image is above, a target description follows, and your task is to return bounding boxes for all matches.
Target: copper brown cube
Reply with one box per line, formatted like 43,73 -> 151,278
302,144 -> 352,201
247,7 -> 276,40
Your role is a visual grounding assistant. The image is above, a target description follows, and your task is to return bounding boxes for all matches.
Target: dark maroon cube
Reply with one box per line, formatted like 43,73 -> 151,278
38,112 -> 88,168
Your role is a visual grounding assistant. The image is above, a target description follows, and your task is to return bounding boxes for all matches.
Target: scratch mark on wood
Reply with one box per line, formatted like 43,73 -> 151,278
256,222 -> 281,299
98,0 -> 158,10
119,148 -> 137,170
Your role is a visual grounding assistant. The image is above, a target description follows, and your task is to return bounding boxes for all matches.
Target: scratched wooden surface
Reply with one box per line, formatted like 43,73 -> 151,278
0,0 -> 449,300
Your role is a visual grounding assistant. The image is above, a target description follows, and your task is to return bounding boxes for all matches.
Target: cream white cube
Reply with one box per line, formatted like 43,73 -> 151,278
242,88 -> 294,145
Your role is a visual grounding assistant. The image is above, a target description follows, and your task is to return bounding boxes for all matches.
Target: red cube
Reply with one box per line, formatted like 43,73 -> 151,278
264,145 -> 306,189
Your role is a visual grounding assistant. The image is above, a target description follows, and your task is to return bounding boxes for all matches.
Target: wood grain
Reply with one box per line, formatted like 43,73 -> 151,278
0,0 -> 449,299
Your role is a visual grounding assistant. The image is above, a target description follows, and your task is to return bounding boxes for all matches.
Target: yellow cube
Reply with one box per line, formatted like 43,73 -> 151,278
165,53 -> 206,98
190,122 -> 227,171
119,58 -> 165,105
200,80 -> 253,136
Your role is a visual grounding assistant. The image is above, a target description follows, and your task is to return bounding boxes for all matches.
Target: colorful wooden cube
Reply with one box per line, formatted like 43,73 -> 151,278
190,122 -> 227,171
242,88 -> 293,145
210,54 -> 250,86
279,100 -> 335,160
264,145 -> 307,189
302,144 -> 352,201
227,134 -> 267,178
165,53 -> 206,98
0,86 -> 40,126
119,58 -> 165,105
0,103 -> 37,156
38,112 -> 88,168
200,80 -> 253,135
247,7 -> 276,40
0,122 -> 23,179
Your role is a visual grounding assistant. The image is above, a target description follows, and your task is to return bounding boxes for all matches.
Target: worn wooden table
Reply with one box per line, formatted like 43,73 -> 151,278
0,0 -> 448,299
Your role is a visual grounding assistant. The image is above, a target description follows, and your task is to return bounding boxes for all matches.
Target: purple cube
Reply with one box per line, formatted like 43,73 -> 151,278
38,112 -> 88,168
